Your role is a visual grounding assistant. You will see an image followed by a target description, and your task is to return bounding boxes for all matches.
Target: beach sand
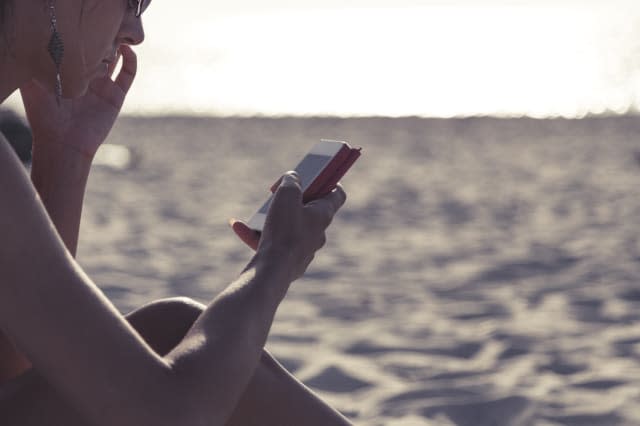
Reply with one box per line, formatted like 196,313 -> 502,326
79,116 -> 640,425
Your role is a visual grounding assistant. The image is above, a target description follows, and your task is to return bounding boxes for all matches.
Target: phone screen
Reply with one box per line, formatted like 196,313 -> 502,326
294,153 -> 334,189
257,153 -> 333,214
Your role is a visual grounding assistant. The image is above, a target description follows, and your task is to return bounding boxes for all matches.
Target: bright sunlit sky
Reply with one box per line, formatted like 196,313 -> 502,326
7,0 -> 640,117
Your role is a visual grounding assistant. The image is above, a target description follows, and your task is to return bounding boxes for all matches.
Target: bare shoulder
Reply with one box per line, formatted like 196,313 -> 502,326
0,129 -> 42,239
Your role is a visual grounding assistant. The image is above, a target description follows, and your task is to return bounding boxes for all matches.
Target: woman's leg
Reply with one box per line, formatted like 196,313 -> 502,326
0,297 -> 351,425
225,350 -> 352,426
126,297 -> 352,426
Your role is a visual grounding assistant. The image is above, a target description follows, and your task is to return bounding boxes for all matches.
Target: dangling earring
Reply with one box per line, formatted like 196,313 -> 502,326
46,0 -> 64,106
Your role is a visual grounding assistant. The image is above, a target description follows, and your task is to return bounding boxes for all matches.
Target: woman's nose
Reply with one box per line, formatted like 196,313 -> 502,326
118,16 -> 145,46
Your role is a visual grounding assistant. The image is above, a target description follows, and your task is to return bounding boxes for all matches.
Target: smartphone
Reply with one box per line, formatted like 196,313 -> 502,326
246,139 -> 361,231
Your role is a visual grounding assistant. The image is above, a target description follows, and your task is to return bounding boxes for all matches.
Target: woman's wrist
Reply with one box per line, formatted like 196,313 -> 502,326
31,136 -> 97,162
31,140 -> 94,192
246,248 -> 296,301
32,138 -> 92,179
30,139 -> 94,256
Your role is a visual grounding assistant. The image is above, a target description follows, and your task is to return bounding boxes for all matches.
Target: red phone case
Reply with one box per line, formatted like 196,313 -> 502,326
270,142 -> 362,203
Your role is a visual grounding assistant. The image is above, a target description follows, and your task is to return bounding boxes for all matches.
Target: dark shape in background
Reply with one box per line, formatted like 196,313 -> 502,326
0,108 -> 32,164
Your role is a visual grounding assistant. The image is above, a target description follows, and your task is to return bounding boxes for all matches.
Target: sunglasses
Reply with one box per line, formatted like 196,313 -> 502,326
128,0 -> 144,18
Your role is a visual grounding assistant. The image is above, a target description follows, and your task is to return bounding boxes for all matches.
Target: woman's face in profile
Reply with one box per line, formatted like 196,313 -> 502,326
39,0 -> 150,97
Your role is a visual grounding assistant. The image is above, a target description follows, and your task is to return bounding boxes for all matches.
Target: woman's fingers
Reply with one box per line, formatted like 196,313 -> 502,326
305,184 -> 347,226
230,173 -> 301,252
232,176 -> 346,260
238,174 -> 348,281
229,219 -> 260,251
89,45 -> 137,109
270,172 -> 302,209
107,50 -> 122,79
323,184 -> 347,215
115,44 -> 137,94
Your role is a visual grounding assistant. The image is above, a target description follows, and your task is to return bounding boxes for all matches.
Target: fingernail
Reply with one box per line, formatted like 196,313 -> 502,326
281,172 -> 299,186
228,218 -> 236,227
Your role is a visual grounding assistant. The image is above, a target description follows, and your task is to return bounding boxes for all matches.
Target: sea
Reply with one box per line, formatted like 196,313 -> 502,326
5,1 -> 640,118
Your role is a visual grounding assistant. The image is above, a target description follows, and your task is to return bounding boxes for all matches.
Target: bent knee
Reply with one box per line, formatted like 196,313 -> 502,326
126,297 -> 205,356
127,297 -> 204,323
152,297 -> 206,319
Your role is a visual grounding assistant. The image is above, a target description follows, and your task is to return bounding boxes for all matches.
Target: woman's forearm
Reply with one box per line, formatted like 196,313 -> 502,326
30,141 -> 93,257
3,140 -> 91,374
164,251 -> 293,424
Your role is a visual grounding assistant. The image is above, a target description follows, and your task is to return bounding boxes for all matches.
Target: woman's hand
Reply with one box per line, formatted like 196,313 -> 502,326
232,172 -> 347,282
20,44 -> 138,158
23,44 -> 138,257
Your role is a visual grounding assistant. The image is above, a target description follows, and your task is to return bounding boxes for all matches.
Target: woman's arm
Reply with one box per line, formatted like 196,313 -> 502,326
3,45 -> 135,377
0,137 -> 345,426
30,142 -> 92,257
0,135 -> 173,424
21,45 -> 139,257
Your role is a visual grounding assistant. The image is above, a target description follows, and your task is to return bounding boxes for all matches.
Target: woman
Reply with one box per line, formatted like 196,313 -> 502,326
0,1 -> 352,425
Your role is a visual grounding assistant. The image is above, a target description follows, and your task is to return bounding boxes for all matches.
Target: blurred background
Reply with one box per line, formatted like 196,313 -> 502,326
5,0 -> 640,117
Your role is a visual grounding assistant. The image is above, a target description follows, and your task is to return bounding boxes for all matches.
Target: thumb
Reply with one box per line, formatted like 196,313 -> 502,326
270,171 -> 302,209
229,219 -> 260,251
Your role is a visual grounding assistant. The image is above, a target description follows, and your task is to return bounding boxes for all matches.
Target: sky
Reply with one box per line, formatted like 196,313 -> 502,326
6,1 -> 640,117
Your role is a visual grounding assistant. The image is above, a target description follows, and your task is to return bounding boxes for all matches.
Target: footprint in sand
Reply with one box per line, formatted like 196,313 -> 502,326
539,358 -> 588,376
422,396 -> 535,426
544,412 -> 623,426
345,340 -> 483,360
305,366 -> 373,393
613,337 -> 640,357
572,379 -> 628,390
383,387 -> 480,405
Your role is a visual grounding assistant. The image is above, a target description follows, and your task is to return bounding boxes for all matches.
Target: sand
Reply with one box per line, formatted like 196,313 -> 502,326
79,116 -> 640,425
